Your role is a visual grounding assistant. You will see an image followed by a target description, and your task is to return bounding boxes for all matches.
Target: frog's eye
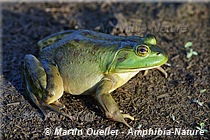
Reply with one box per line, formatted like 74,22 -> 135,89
136,45 -> 149,57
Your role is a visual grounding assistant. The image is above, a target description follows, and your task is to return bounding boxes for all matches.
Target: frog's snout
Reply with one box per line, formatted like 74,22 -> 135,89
151,45 -> 168,63
152,45 -> 167,55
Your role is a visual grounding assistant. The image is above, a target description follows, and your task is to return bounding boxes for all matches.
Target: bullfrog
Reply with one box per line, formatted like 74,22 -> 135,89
23,29 -> 168,127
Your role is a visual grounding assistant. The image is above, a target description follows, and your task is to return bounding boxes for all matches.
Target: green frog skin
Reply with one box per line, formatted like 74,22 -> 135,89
23,29 -> 168,127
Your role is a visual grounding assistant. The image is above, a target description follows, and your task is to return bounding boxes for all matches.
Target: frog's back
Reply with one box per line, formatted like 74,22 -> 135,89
37,30 -> 75,50
38,30 -> 143,50
37,30 -> 142,95
38,30 -> 119,95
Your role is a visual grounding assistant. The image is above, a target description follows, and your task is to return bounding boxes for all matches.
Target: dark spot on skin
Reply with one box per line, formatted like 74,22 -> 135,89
92,45 -> 99,51
117,57 -> 126,62
74,39 -> 80,42
117,52 -> 128,62
124,53 -> 128,58
73,50 -> 80,57
57,56 -> 64,61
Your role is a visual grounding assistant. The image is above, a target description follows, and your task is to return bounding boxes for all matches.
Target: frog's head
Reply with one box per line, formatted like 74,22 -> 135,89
108,34 -> 168,73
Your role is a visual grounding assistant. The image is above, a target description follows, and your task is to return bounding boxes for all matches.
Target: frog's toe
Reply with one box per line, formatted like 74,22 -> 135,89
122,114 -> 135,121
41,102 -> 74,121
156,66 -> 168,78
119,110 -> 134,120
143,70 -> 149,76
26,86 -> 49,119
50,100 -> 66,110
33,100 -> 49,120
106,111 -> 133,128
29,90 -> 73,120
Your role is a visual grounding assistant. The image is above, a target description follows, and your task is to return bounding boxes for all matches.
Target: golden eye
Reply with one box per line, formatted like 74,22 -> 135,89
136,45 -> 149,56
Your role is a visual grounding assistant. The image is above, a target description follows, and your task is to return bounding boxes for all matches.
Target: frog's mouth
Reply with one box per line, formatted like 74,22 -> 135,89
117,63 -> 164,71
117,63 -> 170,78
134,65 -> 163,71
139,65 -> 168,78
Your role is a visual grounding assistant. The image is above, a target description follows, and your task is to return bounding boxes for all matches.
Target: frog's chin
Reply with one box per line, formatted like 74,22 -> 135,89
116,65 -> 163,73
114,65 -> 168,78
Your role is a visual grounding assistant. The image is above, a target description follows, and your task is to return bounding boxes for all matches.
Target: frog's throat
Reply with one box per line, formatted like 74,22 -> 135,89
114,65 -> 163,72
113,65 -> 168,78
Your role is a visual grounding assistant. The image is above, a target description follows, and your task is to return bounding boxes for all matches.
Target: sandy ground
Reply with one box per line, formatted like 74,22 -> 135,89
1,2 -> 210,139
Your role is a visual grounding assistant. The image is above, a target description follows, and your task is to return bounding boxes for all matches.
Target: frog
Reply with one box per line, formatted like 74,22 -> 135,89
23,29 -> 168,127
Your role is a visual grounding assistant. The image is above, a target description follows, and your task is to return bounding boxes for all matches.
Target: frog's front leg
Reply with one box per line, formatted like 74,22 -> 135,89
95,77 -> 134,128
23,54 -> 70,119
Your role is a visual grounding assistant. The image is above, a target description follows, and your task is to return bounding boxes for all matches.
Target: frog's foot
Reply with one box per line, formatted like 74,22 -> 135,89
106,111 -> 134,128
40,100 -> 74,120
41,101 -> 74,121
27,87 -> 48,119
27,86 -> 73,120
50,100 -> 66,111
156,66 -> 168,78
143,70 -> 149,76
119,110 -> 134,121
144,67 -> 168,77
95,78 -> 135,127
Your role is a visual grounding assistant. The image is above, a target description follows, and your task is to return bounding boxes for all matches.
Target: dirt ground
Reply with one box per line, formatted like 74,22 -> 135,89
1,2 -> 210,139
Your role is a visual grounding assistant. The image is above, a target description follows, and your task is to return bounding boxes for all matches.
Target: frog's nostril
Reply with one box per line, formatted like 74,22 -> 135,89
157,52 -> 161,55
